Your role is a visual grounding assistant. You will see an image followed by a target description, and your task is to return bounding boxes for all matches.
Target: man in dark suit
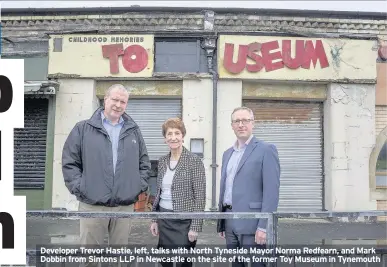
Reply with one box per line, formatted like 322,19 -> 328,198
217,106 -> 281,267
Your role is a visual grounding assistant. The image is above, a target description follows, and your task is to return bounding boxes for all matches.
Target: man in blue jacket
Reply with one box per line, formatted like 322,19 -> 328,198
217,107 -> 281,267
62,84 -> 151,254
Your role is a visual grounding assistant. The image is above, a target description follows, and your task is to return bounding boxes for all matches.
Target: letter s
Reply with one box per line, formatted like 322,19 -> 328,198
0,75 -> 13,113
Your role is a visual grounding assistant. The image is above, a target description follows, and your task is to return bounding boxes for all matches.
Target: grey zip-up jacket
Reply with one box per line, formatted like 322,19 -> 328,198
62,107 -> 151,207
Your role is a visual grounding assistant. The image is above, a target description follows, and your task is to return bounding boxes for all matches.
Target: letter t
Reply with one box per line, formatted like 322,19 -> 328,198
102,44 -> 124,74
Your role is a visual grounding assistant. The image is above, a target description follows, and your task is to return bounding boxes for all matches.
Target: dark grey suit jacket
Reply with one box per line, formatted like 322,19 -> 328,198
217,136 -> 281,234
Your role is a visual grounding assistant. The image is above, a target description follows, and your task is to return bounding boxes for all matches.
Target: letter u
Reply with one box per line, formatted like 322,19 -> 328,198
223,43 -> 248,74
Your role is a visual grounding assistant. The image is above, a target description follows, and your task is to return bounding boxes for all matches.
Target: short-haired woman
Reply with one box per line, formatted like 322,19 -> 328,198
150,118 -> 206,267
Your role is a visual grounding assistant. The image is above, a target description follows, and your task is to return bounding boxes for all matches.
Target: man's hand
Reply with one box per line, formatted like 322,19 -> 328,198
188,230 -> 198,242
150,222 -> 158,236
218,232 -> 225,239
255,229 -> 266,245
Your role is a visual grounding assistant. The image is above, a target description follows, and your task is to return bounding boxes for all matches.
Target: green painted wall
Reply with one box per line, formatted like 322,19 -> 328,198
3,56 -> 48,81
14,190 -> 45,210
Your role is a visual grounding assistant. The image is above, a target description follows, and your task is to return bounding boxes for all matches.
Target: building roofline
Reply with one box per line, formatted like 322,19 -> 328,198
1,6 -> 387,20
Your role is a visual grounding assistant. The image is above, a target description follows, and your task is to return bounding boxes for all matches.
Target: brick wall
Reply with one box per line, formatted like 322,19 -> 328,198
377,200 -> 387,222
375,107 -> 387,223
376,63 -> 387,105
376,106 -> 387,137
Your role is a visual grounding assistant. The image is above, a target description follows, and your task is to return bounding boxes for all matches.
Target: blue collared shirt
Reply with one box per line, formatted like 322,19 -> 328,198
223,135 -> 254,205
101,111 -> 124,174
223,135 -> 266,232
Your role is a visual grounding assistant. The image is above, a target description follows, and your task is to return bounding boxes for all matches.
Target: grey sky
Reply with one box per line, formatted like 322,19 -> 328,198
1,1 -> 386,13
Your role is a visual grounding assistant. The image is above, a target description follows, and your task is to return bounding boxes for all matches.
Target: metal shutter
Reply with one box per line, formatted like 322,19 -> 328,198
14,98 -> 48,189
243,100 -> 324,211
126,98 -> 182,160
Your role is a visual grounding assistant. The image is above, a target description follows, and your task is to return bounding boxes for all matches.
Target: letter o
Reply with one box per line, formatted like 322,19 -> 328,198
122,45 -> 148,73
0,75 -> 13,113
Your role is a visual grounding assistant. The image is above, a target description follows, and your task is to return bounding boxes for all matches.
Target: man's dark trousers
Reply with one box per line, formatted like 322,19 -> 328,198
224,209 -> 266,267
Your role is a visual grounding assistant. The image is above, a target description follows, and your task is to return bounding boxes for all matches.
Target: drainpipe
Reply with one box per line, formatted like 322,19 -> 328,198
202,36 -> 218,211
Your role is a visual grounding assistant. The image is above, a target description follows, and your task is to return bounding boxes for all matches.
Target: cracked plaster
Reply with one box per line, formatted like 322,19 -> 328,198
331,84 -> 373,119
326,83 -> 376,211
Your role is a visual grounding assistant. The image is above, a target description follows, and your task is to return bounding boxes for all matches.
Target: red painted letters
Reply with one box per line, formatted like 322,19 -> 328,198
223,39 -> 330,74
102,44 -> 148,74
102,44 -> 124,74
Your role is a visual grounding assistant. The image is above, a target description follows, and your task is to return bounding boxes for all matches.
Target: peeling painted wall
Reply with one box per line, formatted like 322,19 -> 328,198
182,79 -> 213,210
324,83 -> 376,211
216,81 -> 243,205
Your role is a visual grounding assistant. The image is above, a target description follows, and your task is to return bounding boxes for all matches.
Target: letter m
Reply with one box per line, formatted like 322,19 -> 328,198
302,40 -> 329,69
0,212 -> 14,249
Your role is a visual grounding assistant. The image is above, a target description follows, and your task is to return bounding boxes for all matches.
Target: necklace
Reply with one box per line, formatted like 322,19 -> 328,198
168,154 -> 181,171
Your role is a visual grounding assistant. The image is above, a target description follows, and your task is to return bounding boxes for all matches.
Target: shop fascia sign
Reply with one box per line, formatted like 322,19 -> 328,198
222,39 -> 330,74
48,34 -> 154,78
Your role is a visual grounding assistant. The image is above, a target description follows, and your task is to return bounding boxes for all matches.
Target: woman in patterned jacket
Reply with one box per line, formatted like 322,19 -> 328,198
150,118 -> 206,265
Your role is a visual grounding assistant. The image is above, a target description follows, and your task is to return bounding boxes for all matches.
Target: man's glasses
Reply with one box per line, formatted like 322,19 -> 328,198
231,119 -> 253,125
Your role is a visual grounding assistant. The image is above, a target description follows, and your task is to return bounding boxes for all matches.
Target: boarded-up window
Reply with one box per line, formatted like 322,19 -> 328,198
154,39 -> 211,73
